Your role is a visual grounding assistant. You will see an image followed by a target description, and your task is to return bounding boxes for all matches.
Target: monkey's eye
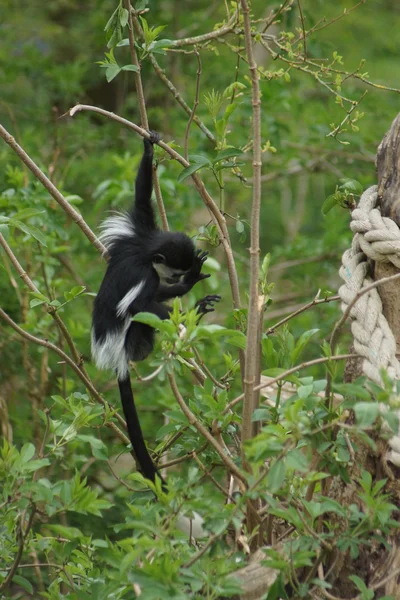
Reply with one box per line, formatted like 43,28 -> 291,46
153,253 -> 166,264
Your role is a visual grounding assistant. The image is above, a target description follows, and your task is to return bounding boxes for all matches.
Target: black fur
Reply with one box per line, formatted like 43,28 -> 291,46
91,133 -> 220,486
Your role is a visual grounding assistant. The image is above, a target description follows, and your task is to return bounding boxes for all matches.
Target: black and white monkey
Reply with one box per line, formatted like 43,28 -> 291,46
91,131 -> 220,488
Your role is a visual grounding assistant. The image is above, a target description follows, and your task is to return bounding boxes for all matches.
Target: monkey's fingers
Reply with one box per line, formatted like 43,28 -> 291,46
195,250 -> 209,262
198,273 -> 211,281
195,295 -> 221,314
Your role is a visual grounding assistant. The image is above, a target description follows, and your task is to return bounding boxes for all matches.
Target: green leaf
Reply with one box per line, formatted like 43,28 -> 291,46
11,219 -> 47,246
20,443 -> 35,463
286,449 -> 309,472
64,285 -> 86,302
339,178 -> 363,195
236,220 -> 245,234
291,328 -> 319,364
150,39 -> 175,54
119,7 -> 129,27
196,325 -> 247,349
30,298 -> 46,308
24,458 -> 50,472
348,575 -> 372,597
47,524 -> 84,539
132,312 -> 175,334
267,459 -> 286,492
354,402 -> 380,428
298,384 -> 313,399
0,224 -> 9,237
321,194 -> 339,215
252,408 -> 271,422
30,291 -> 50,302
178,165 -> 208,183
12,208 -> 45,220
104,7 -> 119,33
213,148 -> 243,163
121,64 -> 140,73
13,575 -> 33,595
334,382 -> 370,400
105,64 -> 121,82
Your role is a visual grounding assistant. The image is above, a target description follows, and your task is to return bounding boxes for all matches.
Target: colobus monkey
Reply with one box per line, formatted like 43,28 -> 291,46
91,131 -> 220,487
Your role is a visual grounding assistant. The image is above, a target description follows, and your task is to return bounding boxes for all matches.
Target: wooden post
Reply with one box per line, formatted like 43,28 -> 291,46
376,114 -> 400,350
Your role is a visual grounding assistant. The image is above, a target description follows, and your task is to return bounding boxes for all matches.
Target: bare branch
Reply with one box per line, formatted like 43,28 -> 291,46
171,11 -> 238,47
266,294 -> 340,334
184,49 -> 202,162
224,354 -> 357,415
240,0 -> 263,500
124,0 -> 148,129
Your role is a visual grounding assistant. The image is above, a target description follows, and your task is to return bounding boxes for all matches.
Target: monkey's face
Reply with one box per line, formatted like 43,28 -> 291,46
152,257 -> 187,285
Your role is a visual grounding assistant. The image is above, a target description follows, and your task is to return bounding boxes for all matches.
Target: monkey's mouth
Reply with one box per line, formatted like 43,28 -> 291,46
166,276 -> 181,284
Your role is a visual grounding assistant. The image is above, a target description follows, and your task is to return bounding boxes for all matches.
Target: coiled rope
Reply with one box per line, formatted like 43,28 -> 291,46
338,185 -> 400,466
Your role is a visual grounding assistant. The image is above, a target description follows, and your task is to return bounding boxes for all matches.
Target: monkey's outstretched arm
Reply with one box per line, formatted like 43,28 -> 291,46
131,131 -> 161,231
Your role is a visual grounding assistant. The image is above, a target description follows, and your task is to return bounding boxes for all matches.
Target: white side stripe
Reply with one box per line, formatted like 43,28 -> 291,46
91,318 -> 131,379
98,212 -> 135,251
116,281 -> 146,317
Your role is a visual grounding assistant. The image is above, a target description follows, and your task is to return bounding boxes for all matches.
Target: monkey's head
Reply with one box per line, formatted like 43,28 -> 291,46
151,231 -> 195,285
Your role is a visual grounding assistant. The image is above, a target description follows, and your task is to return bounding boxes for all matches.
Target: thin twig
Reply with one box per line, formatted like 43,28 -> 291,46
184,49 -> 202,162
171,11 -> 238,47
296,0 -> 307,59
224,354 -> 358,414
192,347 -> 227,389
192,452 -> 234,500
266,294 -> 340,334
147,52 -> 216,143
124,0 -> 148,129
182,533 -> 219,568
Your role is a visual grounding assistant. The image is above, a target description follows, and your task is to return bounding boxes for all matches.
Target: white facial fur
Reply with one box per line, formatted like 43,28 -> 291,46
152,262 -> 186,285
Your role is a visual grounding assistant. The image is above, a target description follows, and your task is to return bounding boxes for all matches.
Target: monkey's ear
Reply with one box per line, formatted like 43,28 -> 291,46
153,254 -> 166,264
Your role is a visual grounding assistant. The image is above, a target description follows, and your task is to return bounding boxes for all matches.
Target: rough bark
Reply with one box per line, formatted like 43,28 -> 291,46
376,115 -> 400,351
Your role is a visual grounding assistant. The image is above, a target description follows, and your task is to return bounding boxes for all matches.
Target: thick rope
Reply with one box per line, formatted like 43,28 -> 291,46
339,185 -> 400,466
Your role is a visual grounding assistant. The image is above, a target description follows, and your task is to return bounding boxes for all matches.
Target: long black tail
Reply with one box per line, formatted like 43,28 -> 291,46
118,376 -> 165,489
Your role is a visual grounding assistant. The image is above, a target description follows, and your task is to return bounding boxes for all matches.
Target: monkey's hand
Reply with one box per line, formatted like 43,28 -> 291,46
184,250 -> 210,285
144,130 -> 162,154
195,295 -> 221,321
